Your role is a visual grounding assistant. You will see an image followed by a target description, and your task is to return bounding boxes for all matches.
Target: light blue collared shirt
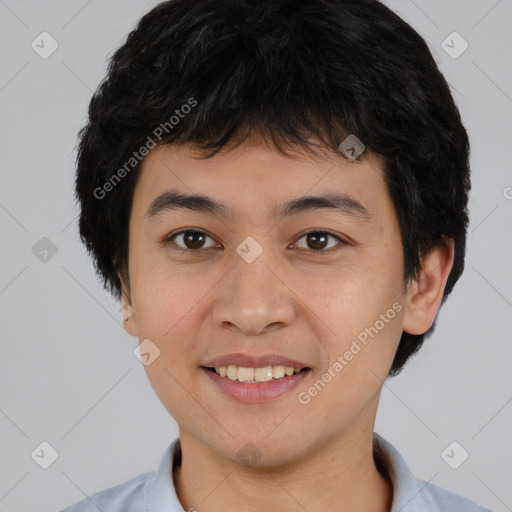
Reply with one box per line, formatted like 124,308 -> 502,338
60,433 -> 492,511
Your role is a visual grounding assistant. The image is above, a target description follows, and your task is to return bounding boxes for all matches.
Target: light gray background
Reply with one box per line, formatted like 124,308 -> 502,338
0,1 -> 511,511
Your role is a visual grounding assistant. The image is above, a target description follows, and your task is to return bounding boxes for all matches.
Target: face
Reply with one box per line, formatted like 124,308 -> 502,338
121,140 -> 415,465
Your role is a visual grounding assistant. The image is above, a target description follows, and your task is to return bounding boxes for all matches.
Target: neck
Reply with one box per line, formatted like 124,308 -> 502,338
173,424 -> 393,512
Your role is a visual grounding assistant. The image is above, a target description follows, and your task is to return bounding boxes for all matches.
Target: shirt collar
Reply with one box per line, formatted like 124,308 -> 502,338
373,432 -> 434,511
146,436 -> 183,510
147,433 -> 430,511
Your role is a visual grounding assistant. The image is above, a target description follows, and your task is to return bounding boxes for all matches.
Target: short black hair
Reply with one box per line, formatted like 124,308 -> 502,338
75,0 -> 470,376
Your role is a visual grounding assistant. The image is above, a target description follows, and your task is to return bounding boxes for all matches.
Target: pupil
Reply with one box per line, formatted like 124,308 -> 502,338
307,232 -> 327,250
185,231 -> 205,249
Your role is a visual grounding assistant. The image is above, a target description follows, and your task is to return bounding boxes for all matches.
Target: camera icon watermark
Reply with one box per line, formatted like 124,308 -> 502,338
441,32 -> 468,59
236,236 -> 263,263
133,338 -> 161,366
32,237 -> 58,263
441,441 -> 469,469
31,31 -> 59,59
236,442 -> 262,465
31,441 -> 59,469
503,186 -> 512,200
338,134 -> 365,161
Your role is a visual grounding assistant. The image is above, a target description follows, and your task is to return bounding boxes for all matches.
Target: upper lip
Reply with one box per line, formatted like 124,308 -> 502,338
202,353 -> 310,369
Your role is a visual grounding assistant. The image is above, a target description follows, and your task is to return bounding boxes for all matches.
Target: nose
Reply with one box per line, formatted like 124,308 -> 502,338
211,250 -> 297,337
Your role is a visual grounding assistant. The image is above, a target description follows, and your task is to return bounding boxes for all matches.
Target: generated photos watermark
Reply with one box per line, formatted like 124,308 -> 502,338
93,97 -> 198,200
298,301 -> 403,404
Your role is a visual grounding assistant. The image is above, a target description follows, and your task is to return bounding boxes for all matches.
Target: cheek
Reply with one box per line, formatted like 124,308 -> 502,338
131,271 -> 206,421
309,261 -> 404,381
131,263 -> 203,336
313,259 -> 399,331
298,294 -> 403,424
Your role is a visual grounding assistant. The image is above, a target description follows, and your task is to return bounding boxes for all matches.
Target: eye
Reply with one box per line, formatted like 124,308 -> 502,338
163,229 -> 347,253
292,230 -> 346,252
165,229 -> 218,251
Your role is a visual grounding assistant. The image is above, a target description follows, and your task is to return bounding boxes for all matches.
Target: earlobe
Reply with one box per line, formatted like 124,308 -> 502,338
402,240 -> 455,335
119,272 -> 139,338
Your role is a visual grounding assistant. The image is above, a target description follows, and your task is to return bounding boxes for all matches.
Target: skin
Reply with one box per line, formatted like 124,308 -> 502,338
120,138 -> 454,512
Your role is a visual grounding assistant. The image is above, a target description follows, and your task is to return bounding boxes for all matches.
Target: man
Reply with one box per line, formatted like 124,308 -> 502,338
61,0 -> 491,510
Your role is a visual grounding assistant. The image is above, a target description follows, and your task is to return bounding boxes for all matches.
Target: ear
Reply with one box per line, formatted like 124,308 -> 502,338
402,239 -> 455,335
119,272 -> 139,338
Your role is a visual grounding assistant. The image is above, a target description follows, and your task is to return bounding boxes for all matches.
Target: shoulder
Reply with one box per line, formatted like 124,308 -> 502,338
373,433 -> 493,512
417,480 -> 493,512
59,439 -> 181,512
58,471 -> 153,512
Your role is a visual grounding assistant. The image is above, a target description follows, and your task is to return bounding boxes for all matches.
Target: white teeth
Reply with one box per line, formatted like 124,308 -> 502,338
213,365 -> 303,382
227,365 -> 238,380
254,366 -> 273,381
272,365 -> 285,379
237,366 -> 255,382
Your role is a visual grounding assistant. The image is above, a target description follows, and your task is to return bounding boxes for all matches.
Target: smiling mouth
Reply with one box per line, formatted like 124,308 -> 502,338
204,365 -> 309,383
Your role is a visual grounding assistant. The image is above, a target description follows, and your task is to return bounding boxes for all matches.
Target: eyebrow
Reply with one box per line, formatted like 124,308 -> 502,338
145,189 -> 371,222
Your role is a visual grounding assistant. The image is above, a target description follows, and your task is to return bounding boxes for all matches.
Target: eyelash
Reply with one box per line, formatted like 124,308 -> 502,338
163,229 -> 348,254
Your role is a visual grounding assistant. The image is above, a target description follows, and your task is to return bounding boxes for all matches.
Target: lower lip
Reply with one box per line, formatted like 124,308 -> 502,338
202,367 -> 310,403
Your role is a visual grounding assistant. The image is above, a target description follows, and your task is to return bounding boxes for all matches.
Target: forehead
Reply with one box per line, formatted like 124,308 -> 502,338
131,142 -> 391,223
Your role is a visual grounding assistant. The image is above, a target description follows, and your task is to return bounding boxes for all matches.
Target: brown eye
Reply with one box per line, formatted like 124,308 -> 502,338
294,231 -> 345,252
168,230 -> 217,251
